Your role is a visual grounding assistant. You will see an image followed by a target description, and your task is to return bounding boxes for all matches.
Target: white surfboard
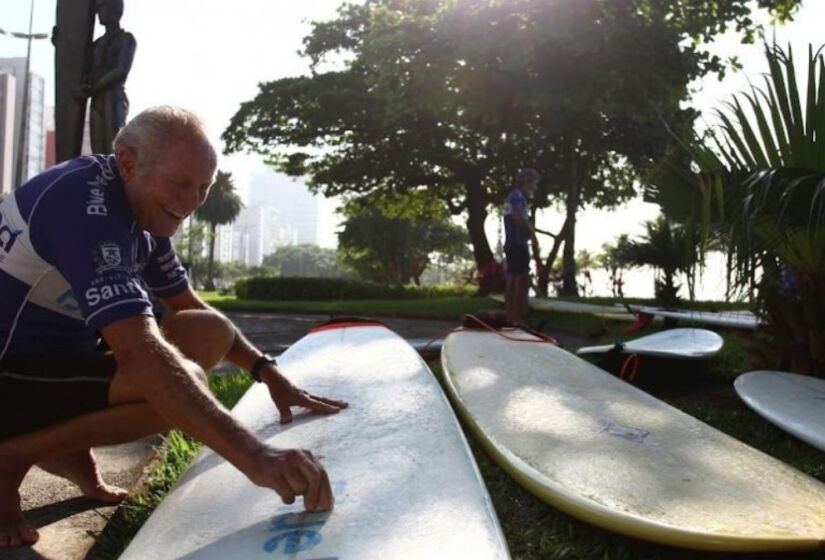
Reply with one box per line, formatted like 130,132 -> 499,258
735,370 -> 825,452
625,304 -> 759,330
489,295 -> 634,321
529,297 -> 627,316
442,330 -> 825,552
577,328 -> 724,359
122,323 -> 509,560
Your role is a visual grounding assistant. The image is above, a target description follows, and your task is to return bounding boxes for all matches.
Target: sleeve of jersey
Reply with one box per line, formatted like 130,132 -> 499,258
504,192 -> 524,215
39,203 -> 153,332
142,237 -> 190,298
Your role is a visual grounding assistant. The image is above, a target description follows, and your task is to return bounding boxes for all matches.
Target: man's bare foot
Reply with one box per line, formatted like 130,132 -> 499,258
0,466 -> 39,548
38,449 -> 127,503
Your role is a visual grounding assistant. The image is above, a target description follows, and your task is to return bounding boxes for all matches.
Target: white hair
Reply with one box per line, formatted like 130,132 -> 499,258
113,105 -> 216,167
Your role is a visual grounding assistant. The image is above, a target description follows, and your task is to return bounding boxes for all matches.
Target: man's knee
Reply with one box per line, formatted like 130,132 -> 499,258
160,309 -> 235,370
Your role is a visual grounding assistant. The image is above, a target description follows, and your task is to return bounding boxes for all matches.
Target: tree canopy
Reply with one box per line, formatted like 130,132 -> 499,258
224,0 -> 801,294
261,244 -> 346,278
337,191 -> 470,285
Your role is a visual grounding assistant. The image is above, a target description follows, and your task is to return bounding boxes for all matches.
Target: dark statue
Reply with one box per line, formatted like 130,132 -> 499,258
84,0 -> 136,154
54,0 -> 136,160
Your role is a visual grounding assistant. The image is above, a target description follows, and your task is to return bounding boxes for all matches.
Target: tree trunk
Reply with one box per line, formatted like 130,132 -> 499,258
561,162 -> 580,296
466,183 -> 493,268
536,218 -> 569,297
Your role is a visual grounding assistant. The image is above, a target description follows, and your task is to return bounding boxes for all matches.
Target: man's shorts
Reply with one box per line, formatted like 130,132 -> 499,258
505,244 -> 530,275
0,352 -> 117,441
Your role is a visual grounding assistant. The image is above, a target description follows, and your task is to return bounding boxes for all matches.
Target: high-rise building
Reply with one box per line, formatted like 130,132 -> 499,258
197,169 -> 320,266
0,58 -> 46,186
248,169 -> 319,247
0,72 -> 15,196
44,105 -> 56,169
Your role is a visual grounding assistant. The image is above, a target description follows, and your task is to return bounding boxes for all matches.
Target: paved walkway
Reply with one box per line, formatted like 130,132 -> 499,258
8,311 -> 588,559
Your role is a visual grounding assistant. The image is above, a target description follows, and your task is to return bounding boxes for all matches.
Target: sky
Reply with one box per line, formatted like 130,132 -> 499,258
1,1 -> 824,295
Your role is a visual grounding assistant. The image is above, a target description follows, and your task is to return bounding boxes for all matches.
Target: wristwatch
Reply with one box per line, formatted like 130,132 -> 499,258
250,354 -> 277,383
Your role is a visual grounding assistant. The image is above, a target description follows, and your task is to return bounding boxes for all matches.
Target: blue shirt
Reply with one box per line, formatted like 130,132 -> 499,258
0,155 -> 189,357
503,188 -> 530,247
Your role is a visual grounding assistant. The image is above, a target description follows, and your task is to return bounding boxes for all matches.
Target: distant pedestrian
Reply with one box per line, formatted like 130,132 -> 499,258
503,168 -> 540,326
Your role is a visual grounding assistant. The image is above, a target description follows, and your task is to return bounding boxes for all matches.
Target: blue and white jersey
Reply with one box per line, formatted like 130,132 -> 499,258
503,188 -> 530,247
0,155 -> 189,358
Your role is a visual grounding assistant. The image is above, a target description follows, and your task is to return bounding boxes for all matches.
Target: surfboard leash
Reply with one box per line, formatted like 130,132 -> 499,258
461,314 -> 560,345
619,353 -> 640,382
416,314 -> 559,360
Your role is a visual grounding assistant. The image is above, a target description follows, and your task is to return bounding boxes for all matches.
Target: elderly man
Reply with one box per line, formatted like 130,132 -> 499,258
0,106 -> 347,548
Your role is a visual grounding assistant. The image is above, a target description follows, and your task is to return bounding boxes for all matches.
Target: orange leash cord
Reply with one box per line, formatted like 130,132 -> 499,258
619,353 -> 640,382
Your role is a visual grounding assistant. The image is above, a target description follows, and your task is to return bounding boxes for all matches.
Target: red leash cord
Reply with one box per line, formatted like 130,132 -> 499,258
619,353 -> 640,382
418,313 -> 559,357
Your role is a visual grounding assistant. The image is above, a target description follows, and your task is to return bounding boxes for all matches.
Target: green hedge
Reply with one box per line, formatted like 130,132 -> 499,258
234,277 -> 475,300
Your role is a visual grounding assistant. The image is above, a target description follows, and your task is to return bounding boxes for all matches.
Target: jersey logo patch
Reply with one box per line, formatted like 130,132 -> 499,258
95,242 -> 126,273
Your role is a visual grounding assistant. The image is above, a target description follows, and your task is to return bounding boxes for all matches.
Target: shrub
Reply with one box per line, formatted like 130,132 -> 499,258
234,277 -> 474,300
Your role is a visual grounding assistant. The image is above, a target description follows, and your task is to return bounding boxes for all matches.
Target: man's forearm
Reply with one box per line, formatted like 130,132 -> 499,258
123,334 -> 263,474
225,323 -> 267,373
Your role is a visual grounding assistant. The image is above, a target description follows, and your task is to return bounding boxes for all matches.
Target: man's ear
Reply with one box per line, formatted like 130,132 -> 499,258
116,147 -> 137,182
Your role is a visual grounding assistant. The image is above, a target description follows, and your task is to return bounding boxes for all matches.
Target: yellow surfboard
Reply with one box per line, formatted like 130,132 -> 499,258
441,329 -> 825,552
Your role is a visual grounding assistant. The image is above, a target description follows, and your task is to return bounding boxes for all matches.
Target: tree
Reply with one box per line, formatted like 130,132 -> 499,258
194,170 -> 244,290
224,0 -> 801,294
615,216 -> 700,305
644,42 -> 825,373
598,236 -> 630,298
338,191 -> 470,285
174,219 -> 209,286
261,244 -> 346,278
711,43 -> 825,373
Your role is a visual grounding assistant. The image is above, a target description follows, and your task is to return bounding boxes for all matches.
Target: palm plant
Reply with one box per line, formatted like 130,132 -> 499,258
649,43 -> 825,373
598,236 -> 629,297
711,43 -> 825,374
614,216 -> 700,305
194,171 -> 244,291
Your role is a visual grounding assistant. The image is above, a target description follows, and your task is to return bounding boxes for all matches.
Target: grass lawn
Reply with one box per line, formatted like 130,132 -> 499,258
200,291 -> 501,321
91,295 -> 824,559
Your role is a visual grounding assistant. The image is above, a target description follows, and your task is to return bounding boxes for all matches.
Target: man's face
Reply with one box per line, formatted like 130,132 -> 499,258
523,178 -> 539,198
120,136 -> 216,237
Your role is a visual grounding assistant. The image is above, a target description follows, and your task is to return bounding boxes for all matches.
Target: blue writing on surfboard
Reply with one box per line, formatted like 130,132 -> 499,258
263,481 -> 346,556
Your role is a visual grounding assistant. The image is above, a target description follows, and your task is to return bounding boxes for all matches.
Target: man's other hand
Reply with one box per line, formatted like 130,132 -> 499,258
261,368 -> 348,424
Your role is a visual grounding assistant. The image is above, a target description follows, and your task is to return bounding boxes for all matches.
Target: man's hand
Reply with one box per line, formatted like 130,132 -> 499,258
261,367 -> 348,424
248,446 -> 334,512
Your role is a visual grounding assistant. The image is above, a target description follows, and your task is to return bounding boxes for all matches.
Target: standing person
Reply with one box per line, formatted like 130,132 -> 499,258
0,106 -> 347,549
503,169 -> 540,326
